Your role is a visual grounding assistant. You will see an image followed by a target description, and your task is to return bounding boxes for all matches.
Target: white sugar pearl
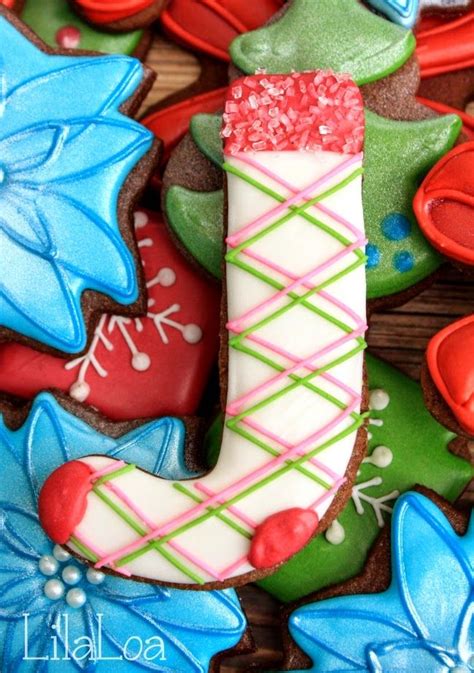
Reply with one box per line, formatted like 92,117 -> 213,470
134,211 -> 149,228
325,519 -> 345,545
370,446 -> 393,469
69,381 -> 90,403
158,267 -> 176,287
53,545 -> 71,563
38,555 -> 59,577
86,568 -> 105,585
44,579 -> 65,601
132,352 -> 151,371
369,388 -> 390,411
183,324 -> 202,344
66,588 -> 87,609
62,565 -> 82,586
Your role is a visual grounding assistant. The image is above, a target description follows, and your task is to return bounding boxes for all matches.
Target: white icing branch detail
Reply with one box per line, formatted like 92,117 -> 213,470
351,477 -> 400,528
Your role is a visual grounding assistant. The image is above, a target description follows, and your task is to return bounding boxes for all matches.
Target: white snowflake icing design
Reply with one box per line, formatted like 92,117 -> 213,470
325,388 -> 400,545
65,212 -> 203,403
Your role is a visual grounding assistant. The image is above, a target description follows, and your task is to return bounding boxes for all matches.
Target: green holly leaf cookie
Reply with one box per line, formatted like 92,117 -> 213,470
165,186 -> 224,279
22,0 -> 144,55
165,111 -> 461,299
364,110 -> 461,299
258,353 -> 474,603
230,0 -> 415,86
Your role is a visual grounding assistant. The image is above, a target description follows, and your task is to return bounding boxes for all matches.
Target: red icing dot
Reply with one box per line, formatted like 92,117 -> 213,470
222,71 -> 364,155
39,461 -> 93,545
414,142 -> 474,265
56,26 -> 82,49
427,315 -> 474,436
249,507 -> 319,569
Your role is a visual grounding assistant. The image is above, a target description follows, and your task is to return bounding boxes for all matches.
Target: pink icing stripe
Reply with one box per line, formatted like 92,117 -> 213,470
90,460 -> 126,481
227,239 -> 364,334
72,530 -> 132,577
219,554 -> 250,579
101,479 -> 222,580
195,482 -> 257,529
227,323 -> 365,416
225,152 -> 363,248
236,152 -> 364,241
308,477 -> 347,511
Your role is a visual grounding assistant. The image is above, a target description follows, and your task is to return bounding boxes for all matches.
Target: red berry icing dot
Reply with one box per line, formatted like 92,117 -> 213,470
39,461 -> 94,545
249,508 -> 319,569
222,72 -> 364,156
427,315 -> 474,436
56,26 -> 81,49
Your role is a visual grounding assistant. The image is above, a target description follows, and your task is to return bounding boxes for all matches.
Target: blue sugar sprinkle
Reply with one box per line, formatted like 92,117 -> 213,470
366,243 -> 381,269
394,251 -> 414,273
381,213 -> 412,241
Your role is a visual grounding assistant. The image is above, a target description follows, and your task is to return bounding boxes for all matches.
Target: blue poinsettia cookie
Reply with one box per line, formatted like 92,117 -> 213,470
282,491 -> 473,673
0,8 -> 159,355
0,393 -> 247,672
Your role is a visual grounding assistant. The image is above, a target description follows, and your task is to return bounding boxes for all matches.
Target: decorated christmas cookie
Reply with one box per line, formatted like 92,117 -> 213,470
414,141 -> 474,267
163,108 -> 461,302
0,9 -> 159,355
39,71 -> 368,587
366,0 -> 420,29
0,210 -> 221,420
21,0 -> 149,57
161,0 -> 284,61
259,353 -> 473,602
230,0 -> 415,86
416,12 -> 474,118
424,315 -> 474,438
72,0 -> 165,32
279,492 -> 473,673
0,394 -> 248,672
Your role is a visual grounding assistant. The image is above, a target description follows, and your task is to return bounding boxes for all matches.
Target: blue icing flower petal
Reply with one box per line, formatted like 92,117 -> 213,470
283,493 -> 474,673
0,393 -> 247,671
381,212 -> 412,241
0,16 -> 154,353
366,0 -> 419,29
366,243 -> 381,269
394,250 -> 414,272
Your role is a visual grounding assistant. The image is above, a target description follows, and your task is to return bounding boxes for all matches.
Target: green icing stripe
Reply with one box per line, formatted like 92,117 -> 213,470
70,535 -> 98,563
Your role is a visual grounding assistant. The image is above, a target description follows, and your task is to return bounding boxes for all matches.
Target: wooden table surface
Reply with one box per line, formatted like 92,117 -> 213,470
142,30 -> 474,672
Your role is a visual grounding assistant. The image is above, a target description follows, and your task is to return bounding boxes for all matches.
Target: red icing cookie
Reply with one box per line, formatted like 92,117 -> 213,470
414,142 -> 474,265
0,210 -> 220,420
427,314 -> 474,435
142,87 -> 227,165
416,12 -> 474,78
161,0 -> 284,61
73,0 -> 164,30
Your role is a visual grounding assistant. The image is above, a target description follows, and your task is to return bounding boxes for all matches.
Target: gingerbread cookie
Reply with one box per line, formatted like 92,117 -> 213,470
365,0 -> 474,28
21,0 -> 151,57
0,210 -> 221,420
161,0 -> 284,61
259,353 -> 473,602
279,491 -> 472,672
163,108 -> 461,304
0,9 -> 159,355
71,0 -> 165,32
0,393 -> 249,672
38,71 -> 369,588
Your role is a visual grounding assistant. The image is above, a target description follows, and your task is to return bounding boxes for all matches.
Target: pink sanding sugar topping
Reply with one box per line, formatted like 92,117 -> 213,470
222,71 -> 364,156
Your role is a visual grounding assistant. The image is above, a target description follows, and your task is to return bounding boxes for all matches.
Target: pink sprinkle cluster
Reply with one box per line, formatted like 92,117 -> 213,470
222,71 -> 364,156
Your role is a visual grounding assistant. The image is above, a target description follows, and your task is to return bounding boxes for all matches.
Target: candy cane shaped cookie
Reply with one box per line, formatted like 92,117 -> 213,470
39,71 -> 368,587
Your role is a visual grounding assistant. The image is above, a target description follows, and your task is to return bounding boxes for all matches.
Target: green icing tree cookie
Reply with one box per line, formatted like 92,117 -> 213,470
230,0 -> 415,86
21,0 -> 144,55
165,187 -> 223,280
257,353 -> 473,603
165,111 -> 461,298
